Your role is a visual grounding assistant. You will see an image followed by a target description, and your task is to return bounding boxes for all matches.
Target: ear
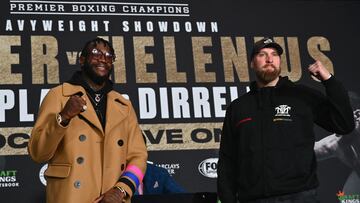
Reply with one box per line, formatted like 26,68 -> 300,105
250,60 -> 254,69
79,56 -> 85,66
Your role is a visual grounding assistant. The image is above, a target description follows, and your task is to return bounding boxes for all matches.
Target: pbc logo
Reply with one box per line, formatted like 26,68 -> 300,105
198,158 -> 218,178
275,105 -> 291,117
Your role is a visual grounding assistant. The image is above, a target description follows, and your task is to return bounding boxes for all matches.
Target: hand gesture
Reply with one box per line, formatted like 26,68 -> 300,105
60,93 -> 87,121
308,60 -> 332,81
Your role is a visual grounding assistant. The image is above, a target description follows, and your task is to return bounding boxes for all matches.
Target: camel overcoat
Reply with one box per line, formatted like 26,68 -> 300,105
28,82 -> 147,203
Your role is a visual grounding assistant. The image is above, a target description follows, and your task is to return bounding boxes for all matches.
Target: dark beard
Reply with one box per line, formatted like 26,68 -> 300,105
255,64 -> 281,84
82,62 -> 109,85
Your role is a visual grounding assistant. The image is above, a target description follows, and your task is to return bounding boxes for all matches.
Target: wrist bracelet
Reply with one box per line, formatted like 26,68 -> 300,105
56,113 -> 70,127
113,185 -> 127,197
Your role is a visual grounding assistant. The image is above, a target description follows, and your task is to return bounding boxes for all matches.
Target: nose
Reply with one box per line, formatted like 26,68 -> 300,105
266,54 -> 273,63
97,53 -> 107,62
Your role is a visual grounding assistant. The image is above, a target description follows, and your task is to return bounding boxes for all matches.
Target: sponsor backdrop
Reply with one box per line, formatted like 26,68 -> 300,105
0,0 -> 360,202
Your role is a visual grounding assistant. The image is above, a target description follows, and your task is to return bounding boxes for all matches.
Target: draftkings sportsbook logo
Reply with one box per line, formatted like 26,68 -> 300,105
337,191 -> 360,203
0,170 -> 20,187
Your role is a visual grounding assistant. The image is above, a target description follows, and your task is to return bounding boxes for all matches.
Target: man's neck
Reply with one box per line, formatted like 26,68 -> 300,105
82,73 -> 106,91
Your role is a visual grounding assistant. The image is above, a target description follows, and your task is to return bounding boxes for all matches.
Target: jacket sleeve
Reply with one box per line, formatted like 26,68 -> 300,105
28,87 -> 68,163
313,76 -> 355,135
115,103 -> 148,199
162,168 -> 186,194
217,104 -> 237,203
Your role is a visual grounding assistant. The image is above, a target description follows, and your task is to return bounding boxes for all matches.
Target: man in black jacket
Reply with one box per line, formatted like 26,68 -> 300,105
217,37 -> 355,203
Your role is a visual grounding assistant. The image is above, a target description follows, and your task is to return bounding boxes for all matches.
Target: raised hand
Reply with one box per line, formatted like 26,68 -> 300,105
60,93 -> 87,121
308,60 -> 332,81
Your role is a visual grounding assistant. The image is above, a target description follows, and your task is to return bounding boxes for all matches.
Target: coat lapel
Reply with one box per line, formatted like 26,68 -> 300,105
62,83 -> 104,135
105,91 -> 129,134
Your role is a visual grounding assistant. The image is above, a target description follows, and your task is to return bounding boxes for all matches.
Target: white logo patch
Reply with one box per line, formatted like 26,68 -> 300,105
153,181 -> 159,188
275,105 -> 291,117
264,38 -> 273,44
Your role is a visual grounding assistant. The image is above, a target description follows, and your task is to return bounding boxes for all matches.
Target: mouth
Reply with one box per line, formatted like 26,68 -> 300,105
95,62 -> 107,68
94,64 -> 109,75
263,64 -> 277,71
96,65 -> 106,70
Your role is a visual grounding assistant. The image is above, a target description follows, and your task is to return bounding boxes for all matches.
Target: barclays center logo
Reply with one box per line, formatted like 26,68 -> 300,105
198,158 -> 218,178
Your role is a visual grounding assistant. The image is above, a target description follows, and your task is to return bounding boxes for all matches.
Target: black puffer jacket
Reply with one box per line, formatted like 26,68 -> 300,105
217,76 -> 355,203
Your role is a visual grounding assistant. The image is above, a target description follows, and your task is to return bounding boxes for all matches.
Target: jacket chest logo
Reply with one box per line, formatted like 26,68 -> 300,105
274,105 -> 291,117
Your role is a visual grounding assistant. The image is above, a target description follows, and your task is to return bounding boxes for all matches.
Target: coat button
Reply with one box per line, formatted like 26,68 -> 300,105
121,164 -> 125,171
79,135 -> 86,142
77,157 -> 84,164
117,139 -> 124,146
74,180 -> 81,188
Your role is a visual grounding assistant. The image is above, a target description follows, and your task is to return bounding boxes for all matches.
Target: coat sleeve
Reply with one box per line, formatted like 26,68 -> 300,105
28,87 -> 68,163
217,104 -> 237,203
115,103 -> 148,199
313,76 -> 355,135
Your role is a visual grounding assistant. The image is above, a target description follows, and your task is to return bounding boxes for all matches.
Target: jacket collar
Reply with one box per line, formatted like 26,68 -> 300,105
250,76 -> 292,92
67,71 -> 113,95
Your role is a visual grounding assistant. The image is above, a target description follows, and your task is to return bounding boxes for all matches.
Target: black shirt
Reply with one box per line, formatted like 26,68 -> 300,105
67,71 -> 113,129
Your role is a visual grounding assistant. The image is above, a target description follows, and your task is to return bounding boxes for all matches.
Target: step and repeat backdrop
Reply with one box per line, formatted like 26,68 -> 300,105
1,0 -> 360,202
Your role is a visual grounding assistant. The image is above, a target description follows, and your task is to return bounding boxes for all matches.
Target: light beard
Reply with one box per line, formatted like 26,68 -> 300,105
255,64 -> 281,84
82,62 -> 110,85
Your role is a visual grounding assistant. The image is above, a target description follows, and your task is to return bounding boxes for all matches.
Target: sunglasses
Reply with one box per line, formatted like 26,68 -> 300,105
90,48 -> 115,63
